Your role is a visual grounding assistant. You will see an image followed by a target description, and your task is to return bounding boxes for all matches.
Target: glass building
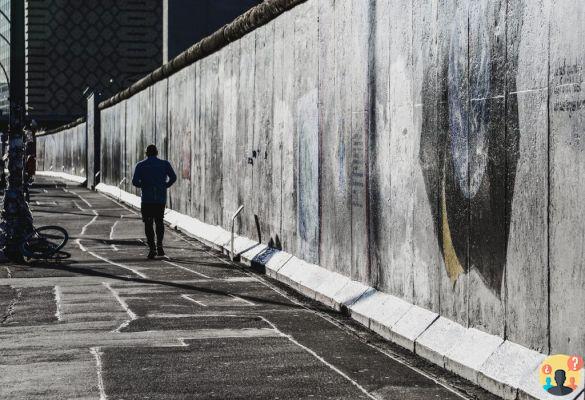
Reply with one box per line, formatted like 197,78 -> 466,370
0,0 -> 9,116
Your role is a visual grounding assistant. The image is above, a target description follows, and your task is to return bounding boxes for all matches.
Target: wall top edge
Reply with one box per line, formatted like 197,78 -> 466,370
98,0 -> 307,111
37,117 -> 86,137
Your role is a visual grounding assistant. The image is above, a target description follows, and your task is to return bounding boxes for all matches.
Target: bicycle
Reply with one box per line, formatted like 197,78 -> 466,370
21,225 -> 69,259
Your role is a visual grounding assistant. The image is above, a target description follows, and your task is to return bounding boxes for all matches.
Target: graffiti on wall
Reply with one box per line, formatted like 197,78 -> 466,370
419,2 -> 522,295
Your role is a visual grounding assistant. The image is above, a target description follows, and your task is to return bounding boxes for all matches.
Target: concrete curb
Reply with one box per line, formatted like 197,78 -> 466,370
92,182 -> 579,400
37,170 -> 87,184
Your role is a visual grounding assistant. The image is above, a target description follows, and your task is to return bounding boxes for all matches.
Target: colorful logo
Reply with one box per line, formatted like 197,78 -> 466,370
539,354 -> 583,396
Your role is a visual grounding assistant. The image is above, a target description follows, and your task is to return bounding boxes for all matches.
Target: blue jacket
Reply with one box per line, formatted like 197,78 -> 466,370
132,156 -> 177,204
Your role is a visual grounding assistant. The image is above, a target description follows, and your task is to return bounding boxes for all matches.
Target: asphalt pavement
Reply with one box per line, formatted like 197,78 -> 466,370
0,177 -> 500,399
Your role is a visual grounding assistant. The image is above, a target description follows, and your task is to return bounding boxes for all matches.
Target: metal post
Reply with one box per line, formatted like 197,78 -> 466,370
0,1 -> 33,259
230,205 -> 244,261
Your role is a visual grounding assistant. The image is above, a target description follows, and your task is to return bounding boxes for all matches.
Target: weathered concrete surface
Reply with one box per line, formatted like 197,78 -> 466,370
37,121 -> 87,178
0,176 -> 499,400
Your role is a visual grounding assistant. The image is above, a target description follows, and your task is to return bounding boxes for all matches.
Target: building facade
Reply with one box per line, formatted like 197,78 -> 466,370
0,0 -> 163,128
0,0 -> 263,128
0,0 -> 10,117
163,0 -> 262,63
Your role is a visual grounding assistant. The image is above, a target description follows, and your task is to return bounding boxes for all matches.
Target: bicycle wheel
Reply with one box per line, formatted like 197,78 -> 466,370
21,226 -> 69,259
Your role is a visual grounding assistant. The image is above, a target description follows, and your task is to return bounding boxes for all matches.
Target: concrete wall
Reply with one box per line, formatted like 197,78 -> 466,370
36,121 -> 87,177
53,0 -> 584,357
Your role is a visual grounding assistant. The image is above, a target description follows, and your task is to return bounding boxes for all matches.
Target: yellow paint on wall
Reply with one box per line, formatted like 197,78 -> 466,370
441,182 -> 464,285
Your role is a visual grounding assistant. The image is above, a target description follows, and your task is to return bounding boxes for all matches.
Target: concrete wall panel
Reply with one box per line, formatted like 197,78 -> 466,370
270,20 -> 286,249
237,32 -> 257,239
293,1 -> 319,264
435,0 -> 469,327
167,65 -> 195,214
369,0 -> 391,291
252,23 -> 275,243
466,0 -> 508,337
153,79 -> 169,161
276,17 -> 297,252
411,0 -> 441,312
349,0 -> 371,284
384,0 -> 415,302
219,43 -> 240,231
318,0 -> 351,275
504,0 -> 550,352
204,52 -> 223,226
549,0 -> 585,355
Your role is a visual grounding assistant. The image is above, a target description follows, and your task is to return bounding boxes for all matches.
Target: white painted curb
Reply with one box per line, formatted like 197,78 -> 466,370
37,170 -> 86,184
93,182 -> 581,400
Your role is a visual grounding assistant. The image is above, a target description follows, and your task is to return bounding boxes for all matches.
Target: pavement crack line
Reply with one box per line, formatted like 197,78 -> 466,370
162,259 -> 211,279
73,200 -> 86,212
63,188 -> 92,208
103,282 -> 137,332
181,294 -> 207,307
258,316 -> 378,400
81,210 -> 99,236
109,220 -> 119,240
90,347 -> 107,400
67,189 -> 148,279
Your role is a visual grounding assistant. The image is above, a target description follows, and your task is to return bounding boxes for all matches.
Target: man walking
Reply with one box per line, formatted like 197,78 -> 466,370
132,144 -> 177,259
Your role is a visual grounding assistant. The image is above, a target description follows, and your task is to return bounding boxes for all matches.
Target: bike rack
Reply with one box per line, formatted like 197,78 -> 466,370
230,205 -> 244,261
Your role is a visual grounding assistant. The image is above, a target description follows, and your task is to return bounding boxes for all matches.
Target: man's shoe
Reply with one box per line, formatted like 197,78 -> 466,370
147,248 -> 156,259
157,245 -> 165,257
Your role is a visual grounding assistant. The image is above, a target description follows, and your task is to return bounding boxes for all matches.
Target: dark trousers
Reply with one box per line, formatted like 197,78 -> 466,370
141,203 -> 165,248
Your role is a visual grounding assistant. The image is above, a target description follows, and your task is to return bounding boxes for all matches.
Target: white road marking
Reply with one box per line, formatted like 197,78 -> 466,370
148,313 -> 238,318
181,294 -> 207,307
104,282 -> 137,333
75,238 -> 87,252
5,267 -> 11,279
63,188 -> 92,208
228,294 -> 256,306
35,201 -> 57,206
42,189 -> 48,193
103,282 -> 136,320
110,244 -> 119,252
54,286 -> 62,321
71,191 -> 148,279
84,249 -> 147,279
98,192 -> 138,215
259,316 -> 377,400
81,210 -> 99,236
162,259 -> 211,279
109,220 -> 119,240
90,347 -> 107,400
73,201 -> 85,211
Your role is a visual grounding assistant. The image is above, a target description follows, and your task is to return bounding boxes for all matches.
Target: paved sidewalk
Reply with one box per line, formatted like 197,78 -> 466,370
0,177 -> 499,399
